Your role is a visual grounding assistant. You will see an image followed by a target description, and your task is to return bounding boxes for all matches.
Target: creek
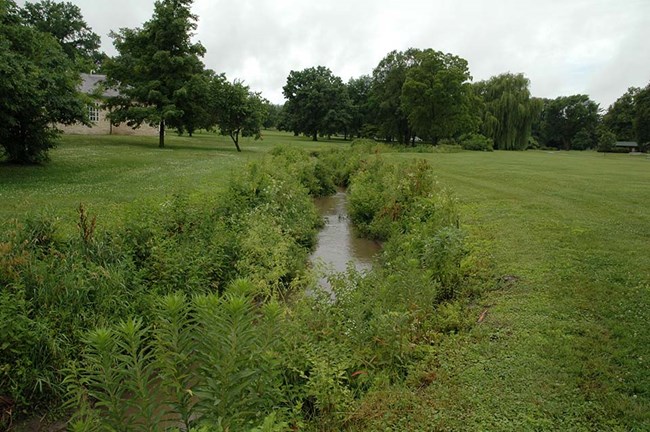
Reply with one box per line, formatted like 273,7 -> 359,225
310,189 -> 381,289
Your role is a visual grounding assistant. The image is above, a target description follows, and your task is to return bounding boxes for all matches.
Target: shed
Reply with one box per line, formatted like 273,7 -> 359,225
614,141 -> 639,152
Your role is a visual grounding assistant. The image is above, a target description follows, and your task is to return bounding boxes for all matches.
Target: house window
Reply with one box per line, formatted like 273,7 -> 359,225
88,104 -> 100,123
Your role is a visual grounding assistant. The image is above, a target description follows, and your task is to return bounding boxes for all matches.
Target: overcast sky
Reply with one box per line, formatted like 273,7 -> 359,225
18,0 -> 650,108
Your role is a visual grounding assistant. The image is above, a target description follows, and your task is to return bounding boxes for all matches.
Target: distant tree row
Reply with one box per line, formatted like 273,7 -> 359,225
3,0 -> 649,164
277,50 -> 650,152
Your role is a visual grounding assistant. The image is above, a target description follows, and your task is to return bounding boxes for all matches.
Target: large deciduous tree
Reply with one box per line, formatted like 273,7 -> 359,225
474,73 -> 542,150
211,77 -> 267,152
603,87 -> 640,142
635,84 -> 650,151
369,49 -> 420,143
0,0 -> 86,164
540,95 -> 600,150
282,66 -> 349,141
401,49 -> 476,143
105,0 -> 206,148
19,0 -> 101,72
347,75 -> 373,139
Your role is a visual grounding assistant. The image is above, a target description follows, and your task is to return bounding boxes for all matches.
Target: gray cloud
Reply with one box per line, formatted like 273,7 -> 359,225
16,0 -> 650,107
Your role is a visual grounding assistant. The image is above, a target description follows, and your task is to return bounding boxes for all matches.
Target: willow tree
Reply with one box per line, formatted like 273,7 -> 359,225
474,73 -> 541,150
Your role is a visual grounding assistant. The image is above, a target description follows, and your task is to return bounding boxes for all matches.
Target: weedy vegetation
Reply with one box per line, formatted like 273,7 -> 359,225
1,133 -> 649,430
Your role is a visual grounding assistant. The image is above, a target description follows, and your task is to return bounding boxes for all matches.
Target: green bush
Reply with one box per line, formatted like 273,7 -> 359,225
460,133 -> 494,151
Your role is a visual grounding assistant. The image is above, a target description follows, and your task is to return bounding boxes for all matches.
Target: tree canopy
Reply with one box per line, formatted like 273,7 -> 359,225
19,0 -> 102,72
370,49 -> 420,143
603,87 -> 640,142
211,77 -> 267,152
635,84 -> 650,150
282,66 -> 349,141
474,73 -> 542,150
401,49 -> 476,143
104,0 -> 206,148
0,0 -> 87,164
540,95 -> 600,150
346,75 -> 373,139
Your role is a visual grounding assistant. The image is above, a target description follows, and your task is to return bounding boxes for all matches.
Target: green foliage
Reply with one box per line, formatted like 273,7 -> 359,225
370,49 -> 420,144
603,87 -> 640,142
540,94 -> 600,150
347,158 -> 445,240
459,133 -> 494,151
596,125 -> 616,152
0,0 -> 87,163
105,0 -> 206,148
0,147 -> 327,417
282,66 -> 350,141
19,0 -> 101,72
269,145 -> 336,196
347,75 -> 373,139
636,83 -> 650,150
401,49 -> 476,143
211,77 -> 268,152
474,73 -> 542,150
66,291 -> 285,431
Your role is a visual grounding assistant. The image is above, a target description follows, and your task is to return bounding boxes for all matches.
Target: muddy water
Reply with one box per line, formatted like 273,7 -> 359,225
310,190 -> 381,287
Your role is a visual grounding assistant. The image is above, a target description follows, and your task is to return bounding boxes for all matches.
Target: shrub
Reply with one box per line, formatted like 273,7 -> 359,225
460,133 -> 494,151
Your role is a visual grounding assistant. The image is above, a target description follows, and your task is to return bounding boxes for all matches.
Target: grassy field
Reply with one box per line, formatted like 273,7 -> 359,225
369,150 -> 650,430
2,134 -> 649,429
0,130 -> 343,228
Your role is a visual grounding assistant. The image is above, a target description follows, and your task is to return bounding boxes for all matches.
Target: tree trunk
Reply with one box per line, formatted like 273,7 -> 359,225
312,131 -> 318,142
159,120 -> 165,148
230,131 -> 242,152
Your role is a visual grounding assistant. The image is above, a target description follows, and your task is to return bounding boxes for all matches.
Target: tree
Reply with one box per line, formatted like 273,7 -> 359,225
19,0 -> 101,72
540,95 -> 600,150
597,125 -> 616,153
369,49 -> 420,143
635,84 -> 650,151
603,87 -> 640,142
282,66 -> 349,141
104,0 -> 206,148
171,69 -> 212,137
262,103 -> 282,129
347,75 -> 373,139
401,49 -> 476,143
474,73 -> 542,150
211,77 -> 267,152
0,0 -> 87,164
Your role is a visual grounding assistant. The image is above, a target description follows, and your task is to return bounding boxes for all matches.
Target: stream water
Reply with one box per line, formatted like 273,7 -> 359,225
310,190 -> 381,288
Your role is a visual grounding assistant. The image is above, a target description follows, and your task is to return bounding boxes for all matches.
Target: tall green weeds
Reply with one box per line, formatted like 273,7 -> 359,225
1,143 -> 478,430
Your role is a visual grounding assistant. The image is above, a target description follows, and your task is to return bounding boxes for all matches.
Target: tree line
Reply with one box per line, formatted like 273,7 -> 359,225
2,0 -> 649,164
277,53 -> 650,152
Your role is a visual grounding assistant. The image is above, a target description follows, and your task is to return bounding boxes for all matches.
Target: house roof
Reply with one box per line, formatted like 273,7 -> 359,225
79,73 -> 119,97
615,141 -> 638,147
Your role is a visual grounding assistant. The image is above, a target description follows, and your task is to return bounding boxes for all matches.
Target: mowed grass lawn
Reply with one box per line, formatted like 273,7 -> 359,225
376,150 -> 650,430
0,130 -> 343,229
1,134 -> 649,430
